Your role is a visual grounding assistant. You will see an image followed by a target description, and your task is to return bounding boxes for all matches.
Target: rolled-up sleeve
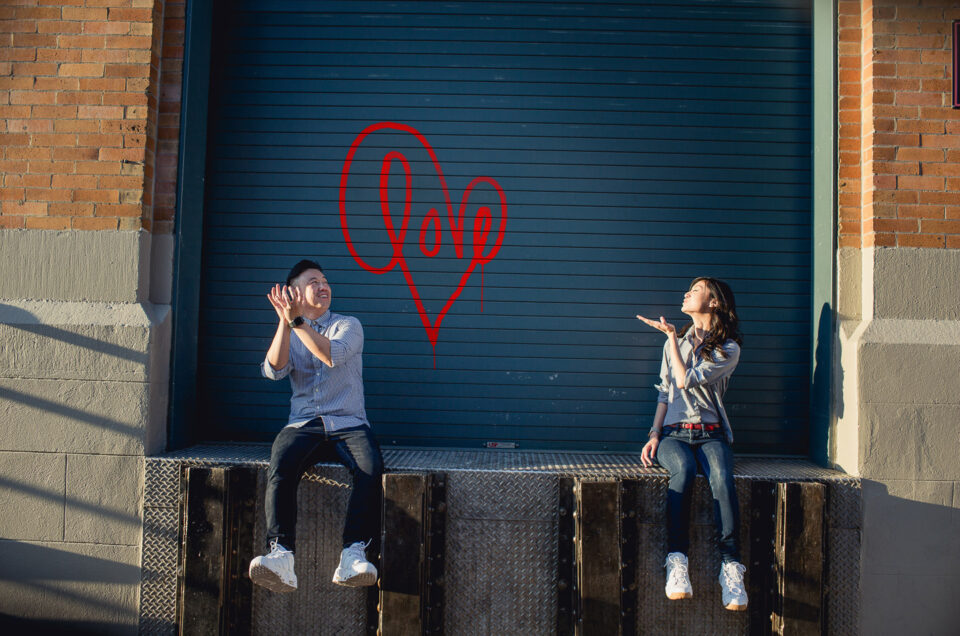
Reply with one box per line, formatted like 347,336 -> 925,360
683,341 -> 740,388
261,357 -> 290,380
329,317 -> 364,367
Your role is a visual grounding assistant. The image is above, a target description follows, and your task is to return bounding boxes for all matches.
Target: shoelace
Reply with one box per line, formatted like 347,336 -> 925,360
345,539 -> 372,563
269,539 -> 292,556
721,563 -> 746,594
666,557 -> 690,586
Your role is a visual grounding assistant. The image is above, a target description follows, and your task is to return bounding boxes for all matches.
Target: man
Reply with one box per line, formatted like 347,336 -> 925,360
248,259 -> 383,593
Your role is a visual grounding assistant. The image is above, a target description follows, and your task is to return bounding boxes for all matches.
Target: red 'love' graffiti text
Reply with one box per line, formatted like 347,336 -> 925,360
339,122 -> 508,366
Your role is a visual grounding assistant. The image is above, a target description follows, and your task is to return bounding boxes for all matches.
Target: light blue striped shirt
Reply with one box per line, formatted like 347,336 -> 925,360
261,310 -> 370,431
652,331 -> 740,443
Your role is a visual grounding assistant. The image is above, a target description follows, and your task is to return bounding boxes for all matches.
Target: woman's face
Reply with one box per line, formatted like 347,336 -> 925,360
681,279 -> 714,315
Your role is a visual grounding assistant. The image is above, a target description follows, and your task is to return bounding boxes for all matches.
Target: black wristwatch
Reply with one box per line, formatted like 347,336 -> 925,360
288,316 -> 305,329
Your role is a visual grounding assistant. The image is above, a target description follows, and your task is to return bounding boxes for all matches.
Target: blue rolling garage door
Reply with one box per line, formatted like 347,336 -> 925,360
195,0 -> 812,454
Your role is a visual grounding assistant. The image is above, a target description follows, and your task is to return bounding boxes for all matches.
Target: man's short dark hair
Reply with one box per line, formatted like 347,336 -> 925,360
286,259 -> 324,286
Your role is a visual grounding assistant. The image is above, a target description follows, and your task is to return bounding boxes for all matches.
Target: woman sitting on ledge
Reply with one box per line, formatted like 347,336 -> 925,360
637,277 -> 748,611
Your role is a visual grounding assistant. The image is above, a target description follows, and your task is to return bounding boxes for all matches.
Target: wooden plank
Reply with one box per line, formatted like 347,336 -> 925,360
774,482 -> 825,636
576,480 -> 621,635
223,466 -> 256,636
379,473 -> 426,636
619,479 -> 639,636
423,473 -> 447,635
178,466 -> 228,636
748,480 -> 778,636
557,477 -> 577,635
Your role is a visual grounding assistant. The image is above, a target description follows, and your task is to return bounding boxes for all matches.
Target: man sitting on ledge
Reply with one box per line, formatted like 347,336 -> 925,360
248,259 -> 383,592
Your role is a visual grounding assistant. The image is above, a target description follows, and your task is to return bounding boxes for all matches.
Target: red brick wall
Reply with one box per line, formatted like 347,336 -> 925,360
0,0 -> 168,231
840,0 -> 960,249
153,0 -> 182,235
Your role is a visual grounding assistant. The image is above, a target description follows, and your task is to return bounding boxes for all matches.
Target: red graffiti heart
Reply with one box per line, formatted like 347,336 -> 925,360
339,122 -> 507,365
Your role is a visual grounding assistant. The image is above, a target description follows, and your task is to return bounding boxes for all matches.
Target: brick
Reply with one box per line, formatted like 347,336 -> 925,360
81,48 -> 129,63
59,63 -> 104,77
104,35 -> 150,49
920,50 -> 951,65
126,48 -> 150,64
899,204 -> 946,219
51,147 -> 97,161
897,63 -> 945,78
0,20 -> 39,34
898,175 -> 945,190
897,147 -> 944,162
6,119 -> 53,133
72,216 -> 117,230
920,107 -> 960,120
109,8 -> 152,21
61,8 -> 109,21
28,160 -> 77,174
119,159 -> 143,175
14,7 -> 62,20
33,77 -> 80,91
48,202 -> 95,216
11,33 -> 56,47
78,78 -> 125,91
128,22 -> 152,37
898,233 -> 944,248
947,236 -> 960,248
59,35 -> 106,48
99,147 -> 144,161
866,233 -> 897,248
54,119 -> 98,133
25,216 -> 71,230
874,49 -> 922,64
5,147 -> 50,160
874,105 -> 920,119
97,203 -> 140,217
871,77 -> 921,92
870,218 -> 919,233
0,187 -> 24,201
83,21 -> 130,35
77,133 -> 123,147
873,161 -> 919,175
125,77 -> 149,92
37,47 -> 82,62
918,191 -> 960,205
897,91 -> 945,106
124,134 -> 145,148
77,105 -> 122,119
51,174 -> 97,189
31,105 -> 78,118
921,134 -> 960,148
118,189 -> 141,204
118,217 -> 142,230
37,21 -> 83,34
104,63 -> 149,78
101,92 -> 147,107
25,188 -> 73,202
2,201 -> 47,216
75,160 -> 121,174
923,163 -> 960,177
74,189 -> 119,203
945,122 -> 960,135
896,35 -> 946,49
874,132 -> 920,146
12,62 -> 58,75
57,91 -> 102,105
948,206 -> 960,219
0,216 -> 25,229
30,133 -> 76,147
98,175 -> 141,189
921,219 -> 960,234
125,105 -> 146,119
918,22 -> 951,35
897,119 -> 945,134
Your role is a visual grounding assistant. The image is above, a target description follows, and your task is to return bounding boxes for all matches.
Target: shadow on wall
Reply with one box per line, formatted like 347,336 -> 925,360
0,303 -> 148,365
860,479 -> 960,635
0,541 -> 140,634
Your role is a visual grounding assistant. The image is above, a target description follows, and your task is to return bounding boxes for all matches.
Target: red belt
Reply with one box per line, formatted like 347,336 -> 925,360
673,422 -> 721,431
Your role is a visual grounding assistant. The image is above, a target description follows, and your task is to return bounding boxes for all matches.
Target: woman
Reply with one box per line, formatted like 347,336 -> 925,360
636,277 -> 748,611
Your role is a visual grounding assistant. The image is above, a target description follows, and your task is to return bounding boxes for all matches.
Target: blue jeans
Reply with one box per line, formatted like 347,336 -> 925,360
656,427 -> 740,563
265,420 -> 383,553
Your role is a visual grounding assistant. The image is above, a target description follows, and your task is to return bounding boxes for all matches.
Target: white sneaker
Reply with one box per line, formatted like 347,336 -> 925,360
332,539 -> 378,587
719,561 -> 748,611
249,539 -> 297,593
664,552 -> 693,600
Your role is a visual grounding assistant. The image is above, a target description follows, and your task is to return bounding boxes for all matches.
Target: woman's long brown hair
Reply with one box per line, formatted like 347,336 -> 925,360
677,277 -> 742,359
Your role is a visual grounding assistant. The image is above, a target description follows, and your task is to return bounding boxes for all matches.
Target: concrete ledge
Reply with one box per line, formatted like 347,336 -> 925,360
0,229 -> 149,303
0,300 -> 170,383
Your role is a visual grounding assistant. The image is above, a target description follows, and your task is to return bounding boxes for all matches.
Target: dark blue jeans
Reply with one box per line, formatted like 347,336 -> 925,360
265,420 -> 383,553
656,427 -> 740,563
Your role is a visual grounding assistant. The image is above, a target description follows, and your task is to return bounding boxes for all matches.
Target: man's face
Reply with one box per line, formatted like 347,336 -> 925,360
294,269 -> 332,314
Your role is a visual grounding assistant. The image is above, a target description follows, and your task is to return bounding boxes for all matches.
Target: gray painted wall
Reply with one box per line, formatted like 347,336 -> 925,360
835,246 -> 960,634
0,229 -> 171,634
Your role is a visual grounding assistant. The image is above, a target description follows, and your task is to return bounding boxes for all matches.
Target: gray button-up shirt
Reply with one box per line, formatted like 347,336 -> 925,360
651,330 -> 740,443
261,310 -> 370,431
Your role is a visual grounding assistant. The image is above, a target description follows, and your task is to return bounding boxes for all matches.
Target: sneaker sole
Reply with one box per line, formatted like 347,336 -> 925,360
249,563 -> 297,593
332,569 -> 377,587
724,602 -> 747,611
666,592 -> 693,600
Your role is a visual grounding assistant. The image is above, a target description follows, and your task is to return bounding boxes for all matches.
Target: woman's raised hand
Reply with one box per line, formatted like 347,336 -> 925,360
637,314 -> 677,337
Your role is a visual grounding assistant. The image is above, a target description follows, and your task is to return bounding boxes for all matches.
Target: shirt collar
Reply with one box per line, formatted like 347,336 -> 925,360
309,311 -> 332,330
